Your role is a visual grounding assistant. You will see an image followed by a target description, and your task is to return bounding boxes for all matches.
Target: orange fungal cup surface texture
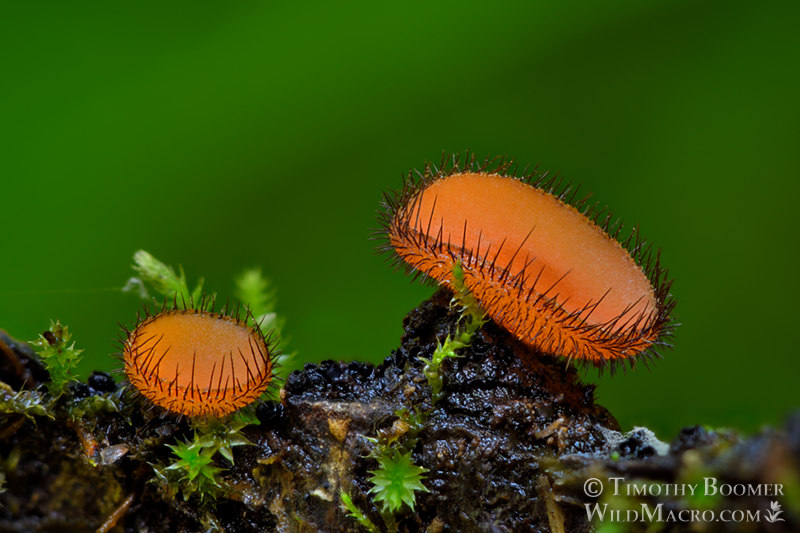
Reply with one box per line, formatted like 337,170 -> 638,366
123,307 -> 274,417
383,157 -> 674,369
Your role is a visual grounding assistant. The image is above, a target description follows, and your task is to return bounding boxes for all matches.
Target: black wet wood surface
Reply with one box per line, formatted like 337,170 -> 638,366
1,291 -> 797,532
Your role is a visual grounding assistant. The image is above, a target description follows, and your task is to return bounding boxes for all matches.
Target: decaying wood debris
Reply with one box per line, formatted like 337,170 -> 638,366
1,290 -> 798,532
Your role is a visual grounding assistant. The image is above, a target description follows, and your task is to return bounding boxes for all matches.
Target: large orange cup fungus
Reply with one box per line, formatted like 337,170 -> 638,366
123,306 -> 274,417
381,156 -> 675,369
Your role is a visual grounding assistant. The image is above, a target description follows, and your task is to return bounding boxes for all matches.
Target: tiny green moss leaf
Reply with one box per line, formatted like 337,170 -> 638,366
156,410 -> 261,502
67,392 -> 121,420
0,447 -> 21,498
190,410 -> 258,466
368,450 -> 429,514
29,321 -> 83,397
340,489 -> 380,533
234,269 -> 275,319
451,260 -> 487,334
235,267 -> 296,384
420,262 -> 487,404
235,268 -> 289,349
159,434 -> 225,502
0,386 -> 53,420
125,250 -> 204,304
165,437 -> 220,484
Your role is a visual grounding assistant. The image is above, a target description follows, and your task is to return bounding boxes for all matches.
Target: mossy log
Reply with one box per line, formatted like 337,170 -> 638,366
1,291 -> 798,532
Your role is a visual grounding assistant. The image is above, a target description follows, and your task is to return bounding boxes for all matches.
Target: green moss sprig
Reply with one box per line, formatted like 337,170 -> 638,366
29,321 -> 84,398
235,267 -> 296,382
0,447 -> 21,499
124,250 -> 204,304
363,407 -> 429,522
153,408 -> 260,502
344,263 -> 486,532
419,261 -> 487,404
368,450 -> 429,514
66,392 -> 122,420
340,490 -> 380,533
344,409 -> 430,532
0,383 -> 53,421
191,408 -> 260,466
234,269 -> 278,330
154,434 -> 225,502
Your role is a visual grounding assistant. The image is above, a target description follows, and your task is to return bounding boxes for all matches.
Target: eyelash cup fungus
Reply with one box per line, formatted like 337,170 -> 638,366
380,155 -> 675,370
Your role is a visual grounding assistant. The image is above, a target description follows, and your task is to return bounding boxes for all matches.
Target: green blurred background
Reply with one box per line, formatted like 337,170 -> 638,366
1,1 -> 798,439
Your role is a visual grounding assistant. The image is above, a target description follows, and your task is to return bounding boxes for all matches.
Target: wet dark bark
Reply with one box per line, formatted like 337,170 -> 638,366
1,290 -> 798,532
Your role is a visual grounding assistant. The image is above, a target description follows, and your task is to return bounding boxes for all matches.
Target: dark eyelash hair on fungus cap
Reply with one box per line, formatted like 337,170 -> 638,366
378,152 -> 676,373
121,297 -> 276,417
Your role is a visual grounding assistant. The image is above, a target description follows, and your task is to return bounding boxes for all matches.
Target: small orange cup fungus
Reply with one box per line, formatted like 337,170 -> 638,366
381,155 -> 675,369
123,305 -> 274,417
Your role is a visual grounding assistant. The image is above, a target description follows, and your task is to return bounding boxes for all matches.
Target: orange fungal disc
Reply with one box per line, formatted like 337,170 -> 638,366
380,154 -> 675,370
123,303 -> 275,417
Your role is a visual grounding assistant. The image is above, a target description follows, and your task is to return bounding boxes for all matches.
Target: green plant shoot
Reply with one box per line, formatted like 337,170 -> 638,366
29,321 -> 84,397
368,450 -> 429,514
124,249 -> 204,304
340,490 -> 380,533
419,261 -> 487,403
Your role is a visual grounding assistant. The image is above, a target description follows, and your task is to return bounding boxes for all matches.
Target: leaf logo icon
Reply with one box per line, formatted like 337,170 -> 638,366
764,501 -> 785,523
